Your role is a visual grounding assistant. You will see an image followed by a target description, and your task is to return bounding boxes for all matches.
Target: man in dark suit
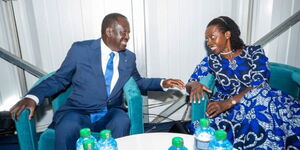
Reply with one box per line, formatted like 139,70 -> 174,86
10,13 -> 185,150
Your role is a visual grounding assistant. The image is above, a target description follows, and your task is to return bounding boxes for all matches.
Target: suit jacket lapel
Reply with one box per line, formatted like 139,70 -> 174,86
91,38 -> 108,98
110,51 -> 128,97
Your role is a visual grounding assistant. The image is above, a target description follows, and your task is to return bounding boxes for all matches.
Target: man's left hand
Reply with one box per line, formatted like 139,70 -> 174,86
162,79 -> 185,89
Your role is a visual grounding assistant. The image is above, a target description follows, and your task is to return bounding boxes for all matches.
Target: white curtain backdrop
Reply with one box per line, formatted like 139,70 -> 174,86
0,0 -> 299,126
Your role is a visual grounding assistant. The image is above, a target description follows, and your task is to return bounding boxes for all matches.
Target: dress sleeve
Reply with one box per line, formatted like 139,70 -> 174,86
188,57 -> 210,82
250,46 -> 271,87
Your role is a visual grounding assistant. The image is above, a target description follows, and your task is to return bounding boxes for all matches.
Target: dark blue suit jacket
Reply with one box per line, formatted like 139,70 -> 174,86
27,38 -> 162,122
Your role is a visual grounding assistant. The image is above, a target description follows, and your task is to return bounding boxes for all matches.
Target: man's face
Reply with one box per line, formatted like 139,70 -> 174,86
108,17 -> 130,52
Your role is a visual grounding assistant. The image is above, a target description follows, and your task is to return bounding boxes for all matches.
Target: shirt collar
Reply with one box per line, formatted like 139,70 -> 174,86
101,38 -> 117,56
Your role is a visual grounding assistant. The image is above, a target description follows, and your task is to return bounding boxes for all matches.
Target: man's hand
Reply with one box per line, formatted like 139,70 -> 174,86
186,81 -> 212,103
10,98 -> 37,121
206,99 -> 231,118
162,79 -> 185,89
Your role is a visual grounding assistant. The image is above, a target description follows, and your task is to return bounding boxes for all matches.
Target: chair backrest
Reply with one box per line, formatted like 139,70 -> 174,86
269,62 -> 300,99
30,72 -> 71,112
51,87 -> 71,112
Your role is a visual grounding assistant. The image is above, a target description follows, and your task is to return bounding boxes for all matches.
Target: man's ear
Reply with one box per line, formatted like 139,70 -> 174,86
105,28 -> 113,37
225,31 -> 231,39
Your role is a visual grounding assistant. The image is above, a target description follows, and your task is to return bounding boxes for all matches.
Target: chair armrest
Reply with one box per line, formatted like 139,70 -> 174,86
292,72 -> 300,86
123,77 -> 144,135
292,72 -> 300,100
191,74 -> 215,122
14,109 -> 38,150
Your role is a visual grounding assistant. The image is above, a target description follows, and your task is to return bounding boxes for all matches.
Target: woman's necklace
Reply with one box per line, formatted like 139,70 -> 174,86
220,50 -> 233,55
224,50 -> 238,70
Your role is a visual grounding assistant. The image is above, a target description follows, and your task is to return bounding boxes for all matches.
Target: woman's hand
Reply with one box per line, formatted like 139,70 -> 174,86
206,99 -> 232,118
186,81 -> 212,103
206,87 -> 252,118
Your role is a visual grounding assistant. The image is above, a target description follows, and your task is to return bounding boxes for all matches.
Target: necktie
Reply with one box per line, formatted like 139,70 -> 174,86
104,52 -> 115,96
90,52 -> 114,123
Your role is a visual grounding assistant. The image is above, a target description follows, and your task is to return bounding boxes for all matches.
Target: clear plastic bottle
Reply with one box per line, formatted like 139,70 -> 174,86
76,128 -> 97,150
83,139 -> 97,150
168,137 -> 188,150
194,118 -> 215,150
97,129 -> 118,150
209,129 -> 233,150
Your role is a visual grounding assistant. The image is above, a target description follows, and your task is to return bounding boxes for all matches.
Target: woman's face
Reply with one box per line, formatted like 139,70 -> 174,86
205,25 -> 230,54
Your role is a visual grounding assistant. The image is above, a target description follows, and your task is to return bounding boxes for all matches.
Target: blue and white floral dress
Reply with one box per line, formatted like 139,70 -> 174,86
189,45 -> 300,149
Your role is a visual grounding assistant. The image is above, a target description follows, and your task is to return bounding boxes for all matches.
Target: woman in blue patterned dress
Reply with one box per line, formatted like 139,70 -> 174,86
186,16 -> 300,149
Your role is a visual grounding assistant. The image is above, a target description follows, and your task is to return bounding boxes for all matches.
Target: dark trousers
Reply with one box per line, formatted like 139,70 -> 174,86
54,108 -> 130,150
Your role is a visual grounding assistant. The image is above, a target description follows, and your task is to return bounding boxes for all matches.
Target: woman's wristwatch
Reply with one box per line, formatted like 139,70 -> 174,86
230,97 -> 237,105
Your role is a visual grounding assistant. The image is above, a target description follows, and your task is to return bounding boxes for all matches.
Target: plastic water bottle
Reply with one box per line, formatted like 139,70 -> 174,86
97,129 -> 118,150
168,137 -> 188,150
83,139 -> 97,150
209,129 -> 233,150
76,128 -> 97,150
194,118 -> 215,150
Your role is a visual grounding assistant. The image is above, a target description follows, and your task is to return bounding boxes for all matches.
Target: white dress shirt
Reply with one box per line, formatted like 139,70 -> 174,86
100,39 -> 119,94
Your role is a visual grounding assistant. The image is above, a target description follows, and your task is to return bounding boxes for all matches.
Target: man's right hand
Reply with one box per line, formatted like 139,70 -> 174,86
10,98 -> 37,121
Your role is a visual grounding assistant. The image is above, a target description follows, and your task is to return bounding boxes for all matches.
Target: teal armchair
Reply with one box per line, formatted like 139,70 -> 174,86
14,73 -> 144,150
192,62 -> 300,122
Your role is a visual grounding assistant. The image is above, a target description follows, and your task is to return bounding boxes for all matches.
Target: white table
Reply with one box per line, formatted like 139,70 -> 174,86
116,132 -> 194,150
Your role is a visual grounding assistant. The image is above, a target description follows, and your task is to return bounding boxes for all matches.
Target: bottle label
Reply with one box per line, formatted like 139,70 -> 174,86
194,138 -> 209,150
214,146 -> 225,150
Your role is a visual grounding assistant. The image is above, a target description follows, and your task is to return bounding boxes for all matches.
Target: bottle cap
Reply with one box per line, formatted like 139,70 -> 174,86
80,128 -> 91,137
83,139 -> 95,149
172,137 -> 184,147
100,129 -> 112,139
199,118 -> 209,127
215,129 -> 227,140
